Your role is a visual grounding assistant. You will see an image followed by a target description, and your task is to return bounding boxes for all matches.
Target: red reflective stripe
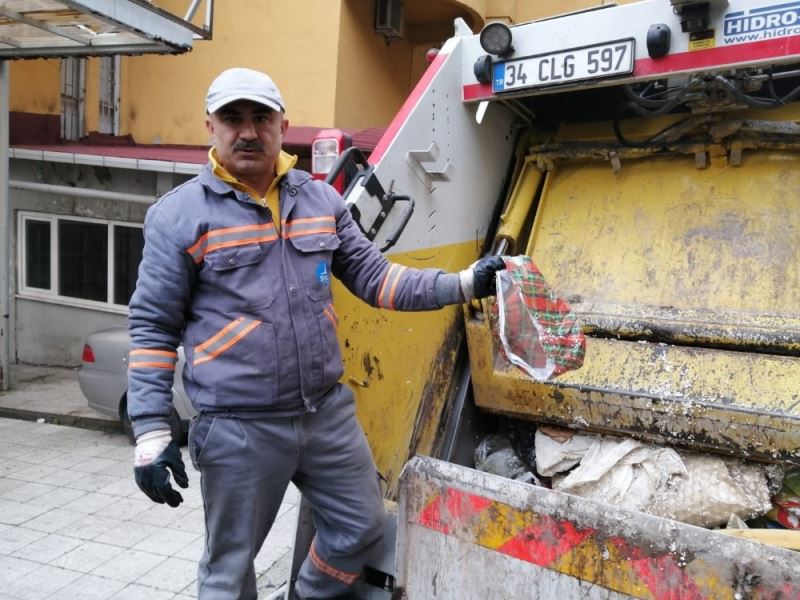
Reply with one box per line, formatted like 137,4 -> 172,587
369,51 -> 449,164
308,541 -> 359,585
462,82 -> 493,101
417,487 -> 493,535
414,486 -> 776,600
616,541 -> 706,600
497,516 -> 594,567
464,36 -> 800,102
634,35 -> 800,77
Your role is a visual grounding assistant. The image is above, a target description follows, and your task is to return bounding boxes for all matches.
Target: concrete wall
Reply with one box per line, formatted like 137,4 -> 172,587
8,158 -> 190,365
15,301 -> 128,367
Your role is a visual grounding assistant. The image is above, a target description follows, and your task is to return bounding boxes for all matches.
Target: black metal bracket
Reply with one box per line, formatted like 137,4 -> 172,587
325,147 -> 415,252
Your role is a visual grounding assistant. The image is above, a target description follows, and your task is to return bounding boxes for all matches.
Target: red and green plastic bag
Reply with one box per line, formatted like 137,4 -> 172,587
494,255 -> 586,380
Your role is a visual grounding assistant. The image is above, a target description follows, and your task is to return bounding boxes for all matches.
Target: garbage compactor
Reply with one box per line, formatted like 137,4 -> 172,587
285,1 -> 800,597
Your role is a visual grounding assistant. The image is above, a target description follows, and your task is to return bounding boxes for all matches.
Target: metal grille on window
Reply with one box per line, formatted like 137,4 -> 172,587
60,57 -> 85,141
99,56 -> 120,135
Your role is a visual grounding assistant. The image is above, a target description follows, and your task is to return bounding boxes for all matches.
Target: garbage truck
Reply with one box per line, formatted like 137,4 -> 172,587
284,0 -> 800,597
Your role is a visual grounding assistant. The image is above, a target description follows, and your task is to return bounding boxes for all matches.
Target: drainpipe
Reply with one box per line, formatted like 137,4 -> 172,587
9,180 -> 156,205
0,60 -> 9,390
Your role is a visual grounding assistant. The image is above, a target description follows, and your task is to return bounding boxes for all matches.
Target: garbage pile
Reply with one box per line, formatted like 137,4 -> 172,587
475,423 -> 795,531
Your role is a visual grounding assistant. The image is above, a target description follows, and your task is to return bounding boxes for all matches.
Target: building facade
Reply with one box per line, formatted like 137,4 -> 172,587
6,0 -> 627,367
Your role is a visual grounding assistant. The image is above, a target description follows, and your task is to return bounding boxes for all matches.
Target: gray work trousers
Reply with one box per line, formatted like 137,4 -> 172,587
189,384 -> 385,599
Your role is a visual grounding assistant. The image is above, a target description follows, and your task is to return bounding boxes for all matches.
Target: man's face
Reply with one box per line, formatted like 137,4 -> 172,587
206,100 -> 288,184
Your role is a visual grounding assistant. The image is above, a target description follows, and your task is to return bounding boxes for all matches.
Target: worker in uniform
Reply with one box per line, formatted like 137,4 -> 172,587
128,67 -> 505,600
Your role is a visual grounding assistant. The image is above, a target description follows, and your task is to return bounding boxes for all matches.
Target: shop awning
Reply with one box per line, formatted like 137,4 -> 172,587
0,0 -> 211,59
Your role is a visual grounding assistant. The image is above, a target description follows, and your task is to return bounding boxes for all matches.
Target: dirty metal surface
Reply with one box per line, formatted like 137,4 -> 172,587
527,150 -> 800,352
397,457 -> 800,600
333,241 -> 480,500
466,319 -> 800,465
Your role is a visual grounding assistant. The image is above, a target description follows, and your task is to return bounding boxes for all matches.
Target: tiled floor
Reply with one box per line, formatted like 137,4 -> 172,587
0,417 -> 299,599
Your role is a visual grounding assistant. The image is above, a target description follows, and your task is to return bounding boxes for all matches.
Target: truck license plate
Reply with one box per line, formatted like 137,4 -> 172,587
492,39 -> 635,93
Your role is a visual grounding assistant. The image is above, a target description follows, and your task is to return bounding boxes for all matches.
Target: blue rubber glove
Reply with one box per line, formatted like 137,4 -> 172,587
134,430 -> 188,507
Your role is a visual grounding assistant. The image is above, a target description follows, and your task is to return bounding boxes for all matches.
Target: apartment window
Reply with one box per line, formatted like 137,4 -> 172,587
99,56 -> 120,135
18,213 -> 144,309
61,57 -> 86,141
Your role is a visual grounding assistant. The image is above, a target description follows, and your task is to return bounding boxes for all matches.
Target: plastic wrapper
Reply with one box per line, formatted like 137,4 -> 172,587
494,255 -> 585,380
552,436 -> 687,514
647,454 -> 772,528
534,428 -> 595,477
474,435 -> 540,486
764,469 -> 800,529
538,432 -> 772,528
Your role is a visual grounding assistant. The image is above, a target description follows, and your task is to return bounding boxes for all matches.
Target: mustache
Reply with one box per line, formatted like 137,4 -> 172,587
232,141 -> 265,152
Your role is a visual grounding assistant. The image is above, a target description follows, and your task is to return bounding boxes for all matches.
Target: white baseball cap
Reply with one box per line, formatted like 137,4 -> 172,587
205,67 -> 285,114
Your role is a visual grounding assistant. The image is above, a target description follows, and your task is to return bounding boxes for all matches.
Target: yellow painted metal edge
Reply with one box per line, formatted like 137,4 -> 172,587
716,529 -> 800,551
465,315 -> 800,464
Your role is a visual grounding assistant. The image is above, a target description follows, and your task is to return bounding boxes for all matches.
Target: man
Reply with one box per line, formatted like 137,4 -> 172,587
128,67 -> 504,600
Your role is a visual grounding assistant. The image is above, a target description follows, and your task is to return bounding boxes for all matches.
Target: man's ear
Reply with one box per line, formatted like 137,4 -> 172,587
280,118 -> 289,136
206,117 -> 214,137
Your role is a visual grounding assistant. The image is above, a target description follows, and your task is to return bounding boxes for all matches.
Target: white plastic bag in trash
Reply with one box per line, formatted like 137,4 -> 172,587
541,433 -> 772,528
648,454 -> 772,527
534,429 -> 595,477
552,436 -> 686,513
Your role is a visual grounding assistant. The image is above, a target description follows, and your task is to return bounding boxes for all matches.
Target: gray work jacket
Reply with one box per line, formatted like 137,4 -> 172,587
127,164 -> 461,437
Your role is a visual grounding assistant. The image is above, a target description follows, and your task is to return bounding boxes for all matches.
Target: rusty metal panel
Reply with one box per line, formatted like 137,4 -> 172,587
465,318 -> 800,465
397,456 -> 800,600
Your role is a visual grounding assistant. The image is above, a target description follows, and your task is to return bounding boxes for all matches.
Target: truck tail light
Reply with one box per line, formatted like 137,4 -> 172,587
81,344 -> 96,363
311,128 -> 352,193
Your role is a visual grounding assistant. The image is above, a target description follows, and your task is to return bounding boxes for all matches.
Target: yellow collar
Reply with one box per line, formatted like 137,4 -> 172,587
208,147 -> 298,200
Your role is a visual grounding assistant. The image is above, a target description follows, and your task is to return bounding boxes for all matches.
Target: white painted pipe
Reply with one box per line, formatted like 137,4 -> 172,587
10,180 -> 156,204
0,61 -> 9,391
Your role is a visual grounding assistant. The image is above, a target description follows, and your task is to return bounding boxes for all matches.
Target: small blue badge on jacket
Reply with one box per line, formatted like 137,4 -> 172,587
316,261 -> 330,286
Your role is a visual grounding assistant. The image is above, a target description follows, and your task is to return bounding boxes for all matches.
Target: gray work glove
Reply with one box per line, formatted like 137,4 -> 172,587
459,255 -> 506,301
134,429 -> 188,507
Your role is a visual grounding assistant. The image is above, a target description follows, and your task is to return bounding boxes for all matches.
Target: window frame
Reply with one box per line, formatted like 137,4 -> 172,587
99,55 -> 121,135
17,211 -> 143,314
60,57 -> 86,141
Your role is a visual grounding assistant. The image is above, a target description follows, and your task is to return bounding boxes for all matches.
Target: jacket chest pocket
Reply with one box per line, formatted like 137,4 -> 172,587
287,232 -> 340,301
203,244 -> 275,310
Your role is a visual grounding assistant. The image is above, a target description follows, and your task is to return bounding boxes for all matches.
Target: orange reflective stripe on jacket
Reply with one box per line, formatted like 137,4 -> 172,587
129,348 -> 177,370
187,223 -> 278,264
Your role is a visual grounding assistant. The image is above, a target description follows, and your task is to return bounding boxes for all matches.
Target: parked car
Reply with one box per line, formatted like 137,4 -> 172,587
77,327 -> 195,445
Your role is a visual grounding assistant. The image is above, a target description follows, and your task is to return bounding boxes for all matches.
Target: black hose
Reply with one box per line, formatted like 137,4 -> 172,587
712,75 -> 780,109
623,82 -> 671,109
612,115 -> 696,148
